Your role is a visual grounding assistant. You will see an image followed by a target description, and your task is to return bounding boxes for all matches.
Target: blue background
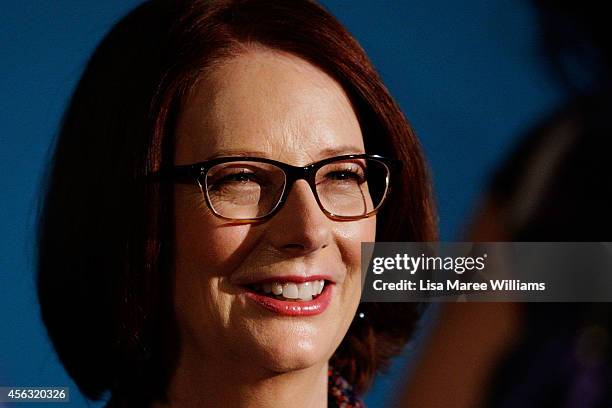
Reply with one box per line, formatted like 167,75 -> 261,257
0,1 -> 562,407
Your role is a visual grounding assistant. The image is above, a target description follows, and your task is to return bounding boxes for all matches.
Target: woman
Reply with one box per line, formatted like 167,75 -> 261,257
37,1 -> 436,407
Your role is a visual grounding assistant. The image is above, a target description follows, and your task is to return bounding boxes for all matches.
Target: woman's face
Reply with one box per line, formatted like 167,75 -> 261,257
173,47 -> 376,375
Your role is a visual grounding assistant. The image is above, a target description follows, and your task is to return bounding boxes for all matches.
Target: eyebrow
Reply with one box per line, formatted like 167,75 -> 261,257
318,145 -> 366,157
204,145 -> 365,161
204,150 -> 270,160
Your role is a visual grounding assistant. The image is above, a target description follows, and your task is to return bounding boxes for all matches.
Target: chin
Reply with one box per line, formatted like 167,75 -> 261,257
240,320 -> 336,374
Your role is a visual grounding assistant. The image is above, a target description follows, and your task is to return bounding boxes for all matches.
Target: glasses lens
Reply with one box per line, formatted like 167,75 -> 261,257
316,158 -> 389,218
204,161 -> 286,219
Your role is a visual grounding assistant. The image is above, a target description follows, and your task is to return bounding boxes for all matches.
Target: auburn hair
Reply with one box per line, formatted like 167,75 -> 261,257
37,0 -> 437,406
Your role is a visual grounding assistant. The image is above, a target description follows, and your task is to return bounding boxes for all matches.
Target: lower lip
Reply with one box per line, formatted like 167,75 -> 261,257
244,283 -> 333,316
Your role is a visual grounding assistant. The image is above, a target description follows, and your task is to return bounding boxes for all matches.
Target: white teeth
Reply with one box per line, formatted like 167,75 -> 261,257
311,280 -> 324,295
254,279 -> 326,299
272,282 -> 283,295
320,280 -> 326,294
282,283 -> 299,299
312,280 -> 320,295
297,282 -> 313,301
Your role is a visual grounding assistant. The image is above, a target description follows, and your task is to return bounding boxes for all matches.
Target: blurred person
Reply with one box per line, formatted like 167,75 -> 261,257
399,0 -> 612,407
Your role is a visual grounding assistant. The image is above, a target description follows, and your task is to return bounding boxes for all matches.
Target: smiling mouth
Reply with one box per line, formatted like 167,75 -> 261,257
246,280 -> 327,302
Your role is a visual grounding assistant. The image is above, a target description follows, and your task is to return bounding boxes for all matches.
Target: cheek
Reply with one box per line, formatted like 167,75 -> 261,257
337,216 -> 377,271
174,190 -> 252,274
334,216 -> 377,323
173,191 -> 255,343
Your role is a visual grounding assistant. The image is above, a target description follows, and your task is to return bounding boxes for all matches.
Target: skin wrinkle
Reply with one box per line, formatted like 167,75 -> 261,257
167,47 -> 375,408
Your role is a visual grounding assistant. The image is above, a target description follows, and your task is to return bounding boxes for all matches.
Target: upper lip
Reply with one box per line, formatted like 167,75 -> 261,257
230,267 -> 340,287
240,275 -> 333,285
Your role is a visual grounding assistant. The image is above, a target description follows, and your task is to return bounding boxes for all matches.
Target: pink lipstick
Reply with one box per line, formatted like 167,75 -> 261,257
244,281 -> 333,316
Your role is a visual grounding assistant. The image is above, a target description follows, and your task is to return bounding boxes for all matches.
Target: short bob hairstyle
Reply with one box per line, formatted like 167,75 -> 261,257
37,0 -> 437,406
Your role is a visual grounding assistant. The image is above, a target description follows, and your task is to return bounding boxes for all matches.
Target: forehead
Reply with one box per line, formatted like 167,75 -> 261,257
174,47 -> 364,166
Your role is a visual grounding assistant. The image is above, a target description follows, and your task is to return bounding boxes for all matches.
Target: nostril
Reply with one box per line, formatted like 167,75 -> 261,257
282,243 -> 305,251
281,243 -> 328,252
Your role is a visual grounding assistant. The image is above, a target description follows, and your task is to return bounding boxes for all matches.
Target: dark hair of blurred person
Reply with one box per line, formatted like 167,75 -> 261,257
399,1 -> 612,407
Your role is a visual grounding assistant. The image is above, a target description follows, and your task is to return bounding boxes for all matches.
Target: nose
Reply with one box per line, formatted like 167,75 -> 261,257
265,179 -> 332,255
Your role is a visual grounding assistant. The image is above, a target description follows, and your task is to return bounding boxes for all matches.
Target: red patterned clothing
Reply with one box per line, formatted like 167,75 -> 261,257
328,368 -> 365,408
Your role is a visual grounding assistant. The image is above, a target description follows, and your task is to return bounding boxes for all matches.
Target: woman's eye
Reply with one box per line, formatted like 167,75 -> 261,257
326,169 -> 364,182
211,171 -> 260,187
223,172 -> 256,183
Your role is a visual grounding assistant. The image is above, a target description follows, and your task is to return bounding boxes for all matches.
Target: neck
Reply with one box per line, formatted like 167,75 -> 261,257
154,346 -> 329,408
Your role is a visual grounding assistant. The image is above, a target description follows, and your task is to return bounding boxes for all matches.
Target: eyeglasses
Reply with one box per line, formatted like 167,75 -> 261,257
165,154 -> 400,223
